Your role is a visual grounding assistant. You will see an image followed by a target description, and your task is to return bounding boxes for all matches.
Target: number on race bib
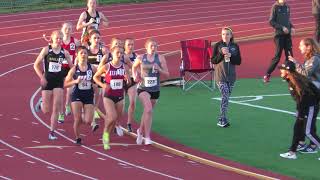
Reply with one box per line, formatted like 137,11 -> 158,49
144,77 -> 157,87
78,80 -> 91,90
110,79 -> 123,90
48,62 -> 61,72
97,55 -> 102,62
70,43 -> 76,51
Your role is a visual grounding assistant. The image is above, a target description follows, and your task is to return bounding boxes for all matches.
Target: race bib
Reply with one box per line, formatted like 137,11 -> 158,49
48,62 -> 61,72
96,18 -> 101,24
92,23 -> 99,30
70,43 -> 76,51
97,55 -> 102,62
144,77 -> 157,87
110,79 -> 123,90
78,80 -> 91,90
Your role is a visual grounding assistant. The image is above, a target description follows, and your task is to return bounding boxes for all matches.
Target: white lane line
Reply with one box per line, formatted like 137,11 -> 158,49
0,139 -> 98,180
0,0 -> 310,37
141,149 -> 150,152
12,117 -> 20,120
0,175 -> 13,180
0,0 -> 202,19
32,122 -> 39,125
27,160 -> 36,164
97,157 -> 106,161
47,166 -> 55,170
4,154 -> 14,158
0,63 -> 34,77
57,128 -> 66,132
0,2 -> 310,30
12,135 -> 21,139
0,3 -> 310,41
30,88 -> 183,180
75,152 -> 85,155
0,48 -> 40,60
32,141 -> 41,144
163,154 -> 173,158
80,134 -> 87,137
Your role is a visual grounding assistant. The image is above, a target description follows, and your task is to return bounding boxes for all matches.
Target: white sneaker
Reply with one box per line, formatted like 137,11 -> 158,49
136,129 -> 143,145
280,152 -> 297,159
318,157 -> 320,160
144,137 -> 153,145
115,126 -> 124,136
48,132 -> 57,140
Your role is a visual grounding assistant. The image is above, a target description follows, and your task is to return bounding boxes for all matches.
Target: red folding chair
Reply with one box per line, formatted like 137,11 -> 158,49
180,39 -> 214,91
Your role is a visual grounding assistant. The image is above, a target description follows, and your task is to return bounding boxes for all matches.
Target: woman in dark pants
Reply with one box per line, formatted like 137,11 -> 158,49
264,0 -> 295,83
279,61 -> 320,160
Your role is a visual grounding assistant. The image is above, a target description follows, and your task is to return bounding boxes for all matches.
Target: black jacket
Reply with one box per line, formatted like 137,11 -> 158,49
211,40 -> 241,83
269,2 -> 293,35
287,79 -> 319,118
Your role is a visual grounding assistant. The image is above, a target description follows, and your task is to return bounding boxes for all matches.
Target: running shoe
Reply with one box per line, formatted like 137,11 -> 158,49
58,113 -> 65,124
296,143 -> 307,151
263,74 -> 271,83
102,131 -> 110,150
144,137 -> 153,145
217,118 -> 230,128
115,126 -> 124,136
280,152 -> 297,159
127,123 -> 133,132
299,145 -> 318,154
48,131 -> 57,140
94,110 -> 100,119
35,97 -> 42,113
65,105 -> 71,116
75,138 -> 82,145
91,120 -> 99,132
136,129 -> 143,145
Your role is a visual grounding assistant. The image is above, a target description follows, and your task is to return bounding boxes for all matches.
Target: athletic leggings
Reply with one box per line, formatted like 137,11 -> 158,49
290,105 -> 320,152
217,82 -> 234,119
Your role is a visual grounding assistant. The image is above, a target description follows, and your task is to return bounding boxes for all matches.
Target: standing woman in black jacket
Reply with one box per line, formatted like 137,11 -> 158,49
313,0 -> 320,42
264,0 -> 295,83
211,27 -> 241,128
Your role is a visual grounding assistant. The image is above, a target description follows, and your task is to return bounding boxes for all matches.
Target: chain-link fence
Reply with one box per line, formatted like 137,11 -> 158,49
0,0 -> 158,14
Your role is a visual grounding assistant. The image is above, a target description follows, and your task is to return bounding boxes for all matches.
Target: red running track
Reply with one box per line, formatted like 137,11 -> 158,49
0,0 -> 310,179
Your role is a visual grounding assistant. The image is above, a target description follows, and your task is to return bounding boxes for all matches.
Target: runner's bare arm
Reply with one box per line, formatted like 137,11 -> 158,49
158,54 -> 170,78
33,47 -> 48,79
93,64 -> 109,88
64,67 -> 79,88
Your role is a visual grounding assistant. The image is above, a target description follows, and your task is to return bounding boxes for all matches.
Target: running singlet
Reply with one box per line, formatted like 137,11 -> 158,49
129,52 -> 137,62
105,63 -> 125,97
44,45 -> 66,80
87,46 -> 103,65
138,54 -> 161,92
82,10 -> 100,36
73,63 -> 94,92
61,37 -> 76,64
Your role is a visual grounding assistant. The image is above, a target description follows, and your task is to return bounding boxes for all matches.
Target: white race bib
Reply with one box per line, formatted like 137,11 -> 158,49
97,55 -> 102,62
48,62 -> 61,72
78,80 -> 91,90
70,43 -> 76,51
110,79 -> 123,90
144,77 -> 157,87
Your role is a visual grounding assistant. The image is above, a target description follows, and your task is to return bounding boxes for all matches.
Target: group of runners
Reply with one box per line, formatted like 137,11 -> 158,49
33,0 -> 169,150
